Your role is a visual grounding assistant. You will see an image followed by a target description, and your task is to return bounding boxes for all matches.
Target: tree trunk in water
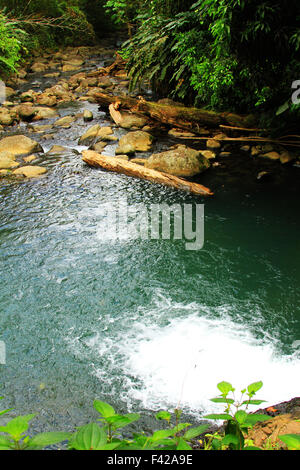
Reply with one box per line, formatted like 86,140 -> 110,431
82,151 -> 214,197
93,92 -> 257,132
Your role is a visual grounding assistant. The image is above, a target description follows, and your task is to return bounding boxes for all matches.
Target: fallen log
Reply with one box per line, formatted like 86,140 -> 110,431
82,151 -> 214,197
94,91 -> 257,131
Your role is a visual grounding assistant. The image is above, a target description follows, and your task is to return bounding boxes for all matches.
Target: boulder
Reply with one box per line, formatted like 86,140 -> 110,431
145,144 -> 210,177
206,139 -> 221,151
116,131 -> 154,155
17,104 -> 37,121
0,152 -> 19,169
0,135 -> 43,157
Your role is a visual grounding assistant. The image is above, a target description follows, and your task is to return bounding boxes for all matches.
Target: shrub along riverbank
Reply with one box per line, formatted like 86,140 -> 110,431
1,381 -> 300,450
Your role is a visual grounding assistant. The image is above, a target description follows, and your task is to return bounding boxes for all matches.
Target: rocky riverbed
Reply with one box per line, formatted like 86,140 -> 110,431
0,39 -> 300,190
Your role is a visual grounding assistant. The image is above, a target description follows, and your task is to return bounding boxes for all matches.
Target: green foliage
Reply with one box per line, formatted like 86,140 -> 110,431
120,0 -> 300,128
0,382 -> 298,451
279,433 -> 300,450
0,12 -> 26,73
0,413 -> 71,450
204,380 -> 270,450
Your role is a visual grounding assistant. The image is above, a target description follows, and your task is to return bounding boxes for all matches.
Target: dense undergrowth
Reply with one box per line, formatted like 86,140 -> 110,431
116,0 -> 300,131
0,381 -> 300,450
0,0 -> 115,76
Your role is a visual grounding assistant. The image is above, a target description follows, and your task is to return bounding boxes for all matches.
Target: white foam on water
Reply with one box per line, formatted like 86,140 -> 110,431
114,309 -> 300,415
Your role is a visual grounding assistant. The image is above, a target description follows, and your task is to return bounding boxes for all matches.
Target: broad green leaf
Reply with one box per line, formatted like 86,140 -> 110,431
276,101 -> 289,116
234,410 -> 248,425
104,413 -> 140,429
93,400 -> 115,419
221,434 -> 239,446
0,414 -> 35,440
210,398 -> 234,404
241,400 -> 266,406
217,381 -> 234,396
184,424 -> 209,440
203,413 -> 233,421
155,411 -> 171,422
279,434 -> 300,450
0,435 -> 12,450
176,437 -> 192,450
151,429 -> 175,442
69,423 -> 107,450
247,381 -> 263,395
28,432 -> 72,449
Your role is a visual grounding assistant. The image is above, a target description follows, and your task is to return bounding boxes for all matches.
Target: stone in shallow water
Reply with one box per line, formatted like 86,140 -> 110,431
54,115 -> 76,128
47,145 -> 68,156
116,131 -> 154,155
13,166 -> 47,178
0,135 -> 43,157
145,144 -> 210,177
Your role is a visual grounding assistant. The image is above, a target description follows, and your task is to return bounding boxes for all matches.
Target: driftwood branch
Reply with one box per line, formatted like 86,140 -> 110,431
82,151 -> 214,197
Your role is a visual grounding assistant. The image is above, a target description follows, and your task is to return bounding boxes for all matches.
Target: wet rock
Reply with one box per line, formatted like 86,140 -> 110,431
206,139 -> 221,151
90,141 -> 107,153
79,125 -> 116,145
47,145 -> 68,155
81,77 -> 99,88
145,144 -> 210,177
20,90 -> 37,103
23,155 -> 37,163
37,93 -> 58,107
200,150 -> 216,160
31,62 -> 48,73
259,151 -> 280,161
30,124 -> 53,133
0,135 -> 43,157
97,77 -> 113,88
279,151 -> 294,164
0,152 -> 19,169
83,110 -> 93,122
219,151 -> 231,157
17,104 -> 37,121
5,87 -> 16,99
168,128 -> 197,138
13,165 -> 47,178
33,107 -> 59,120
109,104 -> 148,129
241,145 -> 250,152
54,115 -> 76,128
0,108 -> 14,126
116,131 -> 154,155
257,171 -> 270,181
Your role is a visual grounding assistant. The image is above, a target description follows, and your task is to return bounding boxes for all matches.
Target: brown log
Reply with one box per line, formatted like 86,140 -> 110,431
94,91 -> 257,131
82,151 -> 214,197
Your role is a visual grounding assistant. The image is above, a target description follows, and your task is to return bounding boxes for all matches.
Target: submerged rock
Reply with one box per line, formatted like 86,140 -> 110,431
79,125 -> 116,145
145,144 -> 210,177
13,166 -> 47,177
109,104 -> 148,129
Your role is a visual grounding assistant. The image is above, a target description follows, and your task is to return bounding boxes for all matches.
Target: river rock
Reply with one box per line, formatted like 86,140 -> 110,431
206,139 -> 221,151
259,151 -> 280,161
83,110 -> 93,122
47,145 -> 68,155
33,107 -> 59,120
0,152 -> 19,169
54,115 -> 76,128
0,135 -> 43,157
20,90 -> 37,102
13,165 -> 47,178
280,151 -> 294,164
109,104 -> 148,129
116,131 -> 154,155
0,108 -> 14,126
31,62 -> 48,73
79,125 -> 116,145
37,93 -> 58,107
168,128 -> 197,139
145,144 -> 210,177
200,150 -> 216,160
17,104 -> 37,121
23,155 -> 37,163
90,141 -> 107,153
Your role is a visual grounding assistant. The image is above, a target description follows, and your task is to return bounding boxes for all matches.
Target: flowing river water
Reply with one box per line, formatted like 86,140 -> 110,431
0,45 -> 300,433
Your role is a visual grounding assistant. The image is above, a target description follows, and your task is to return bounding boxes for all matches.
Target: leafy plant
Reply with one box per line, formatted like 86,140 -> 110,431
279,433 -> 300,450
0,414 -> 71,450
204,381 -> 270,450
